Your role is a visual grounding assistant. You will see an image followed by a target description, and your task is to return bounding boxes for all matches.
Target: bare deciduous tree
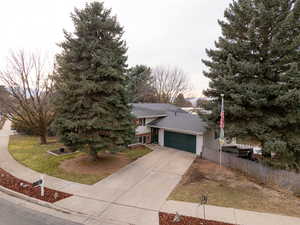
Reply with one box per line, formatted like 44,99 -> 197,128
0,50 -> 55,144
151,66 -> 190,103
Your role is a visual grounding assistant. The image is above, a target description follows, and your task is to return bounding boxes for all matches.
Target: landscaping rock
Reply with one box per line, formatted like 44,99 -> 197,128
159,212 -> 234,225
0,168 -> 72,203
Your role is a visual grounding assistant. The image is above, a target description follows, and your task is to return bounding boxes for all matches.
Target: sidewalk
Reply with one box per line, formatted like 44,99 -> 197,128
161,200 -> 300,225
0,120 -> 300,225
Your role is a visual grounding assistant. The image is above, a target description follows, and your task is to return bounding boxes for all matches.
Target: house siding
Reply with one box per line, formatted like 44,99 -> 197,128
196,135 -> 203,155
136,118 -> 157,135
158,128 -> 164,146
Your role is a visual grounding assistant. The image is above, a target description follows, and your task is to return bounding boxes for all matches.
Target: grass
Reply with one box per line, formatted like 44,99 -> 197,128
123,146 -> 152,161
8,135 -> 152,185
168,159 -> 300,218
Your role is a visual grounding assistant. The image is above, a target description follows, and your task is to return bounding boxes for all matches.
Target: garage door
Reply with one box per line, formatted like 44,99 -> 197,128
164,131 -> 196,153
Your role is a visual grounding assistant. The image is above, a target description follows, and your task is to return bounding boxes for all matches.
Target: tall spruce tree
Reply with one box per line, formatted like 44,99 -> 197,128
126,65 -> 155,103
203,0 -> 300,169
53,2 -> 135,160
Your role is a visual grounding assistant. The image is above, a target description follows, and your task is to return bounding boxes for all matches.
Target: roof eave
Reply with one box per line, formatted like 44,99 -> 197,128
148,125 -> 204,135
134,114 -> 167,119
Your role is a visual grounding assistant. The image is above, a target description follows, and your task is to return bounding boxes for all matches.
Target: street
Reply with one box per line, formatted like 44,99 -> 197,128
0,198 -> 82,225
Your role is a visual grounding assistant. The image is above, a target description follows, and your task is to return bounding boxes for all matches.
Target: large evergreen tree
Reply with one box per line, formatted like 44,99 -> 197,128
53,2 -> 135,160
203,0 -> 300,169
126,65 -> 156,103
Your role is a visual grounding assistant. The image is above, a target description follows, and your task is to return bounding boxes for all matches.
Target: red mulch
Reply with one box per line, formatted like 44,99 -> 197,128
0,168 -> 72,203
159,212 -> 234,225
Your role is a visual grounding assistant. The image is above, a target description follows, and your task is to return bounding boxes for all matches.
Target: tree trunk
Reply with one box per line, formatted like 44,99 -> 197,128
39,124 -> 48,145
89,145 -> 99,161
40,133 -> 47,145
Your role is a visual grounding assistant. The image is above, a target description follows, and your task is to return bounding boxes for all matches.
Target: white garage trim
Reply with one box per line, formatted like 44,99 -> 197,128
196,135 -> 204,156
149,125 -> 203,136
158,128 -> 164,146
157,128 -> 203,155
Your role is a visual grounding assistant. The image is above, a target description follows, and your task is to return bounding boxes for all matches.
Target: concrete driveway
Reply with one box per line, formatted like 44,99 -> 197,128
55,145 -> 195,224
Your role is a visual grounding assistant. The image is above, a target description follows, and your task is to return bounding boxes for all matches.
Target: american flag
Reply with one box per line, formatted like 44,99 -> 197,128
220,111 -> 224,129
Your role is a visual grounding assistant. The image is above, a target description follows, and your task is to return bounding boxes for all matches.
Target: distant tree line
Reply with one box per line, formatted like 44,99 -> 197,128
126,65 -> 190,105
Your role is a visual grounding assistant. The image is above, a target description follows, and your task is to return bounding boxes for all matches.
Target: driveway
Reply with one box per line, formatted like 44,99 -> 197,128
55,145 -> 195,224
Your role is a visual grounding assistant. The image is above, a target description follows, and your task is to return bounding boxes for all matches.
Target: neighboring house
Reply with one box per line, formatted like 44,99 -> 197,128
132,103 -> 218,156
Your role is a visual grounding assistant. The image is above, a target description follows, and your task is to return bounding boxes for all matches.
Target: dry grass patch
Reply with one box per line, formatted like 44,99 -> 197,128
169,158 -> 300,218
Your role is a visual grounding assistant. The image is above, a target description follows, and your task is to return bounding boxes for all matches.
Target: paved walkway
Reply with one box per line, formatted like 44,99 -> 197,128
1,120 -> 300,225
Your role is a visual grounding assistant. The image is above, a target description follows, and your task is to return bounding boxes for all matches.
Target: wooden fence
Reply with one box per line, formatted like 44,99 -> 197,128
202,148 -> 300,193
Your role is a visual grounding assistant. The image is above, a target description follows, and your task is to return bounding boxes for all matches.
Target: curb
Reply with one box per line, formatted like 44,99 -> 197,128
0,185 -> 81,215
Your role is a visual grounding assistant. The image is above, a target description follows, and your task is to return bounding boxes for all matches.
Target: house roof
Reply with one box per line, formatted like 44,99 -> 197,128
131,104 -> 168,118
132,103 -> 208,134
148,112 -> 208,134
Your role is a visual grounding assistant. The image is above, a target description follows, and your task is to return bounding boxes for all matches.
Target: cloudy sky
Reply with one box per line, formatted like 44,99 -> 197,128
0,0 -> 232,97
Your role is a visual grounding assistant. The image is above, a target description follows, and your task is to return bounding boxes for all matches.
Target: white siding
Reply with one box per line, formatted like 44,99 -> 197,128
135,118 -> 158,135
196,135 -> 203,155
158,128 -> 164,146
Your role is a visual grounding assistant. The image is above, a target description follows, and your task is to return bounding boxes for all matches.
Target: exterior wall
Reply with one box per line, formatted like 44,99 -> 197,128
135,132 -> 151,144
158,128 -> 164,146
196,135 -> 203,156
203,129 -> 220,150
157,128 -> 203,156
135,118 -> 157,135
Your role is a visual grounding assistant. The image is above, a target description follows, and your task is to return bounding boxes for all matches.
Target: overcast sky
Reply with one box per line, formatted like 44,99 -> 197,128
0,0 -> 232,97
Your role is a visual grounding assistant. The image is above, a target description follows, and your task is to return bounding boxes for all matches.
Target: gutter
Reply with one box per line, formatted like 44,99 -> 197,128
148,125 -> 204,136
134,114 -> 167,119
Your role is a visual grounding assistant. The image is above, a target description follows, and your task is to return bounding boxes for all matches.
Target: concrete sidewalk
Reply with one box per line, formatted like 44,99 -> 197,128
161,200 -> 300,225
1,120 -> 300,225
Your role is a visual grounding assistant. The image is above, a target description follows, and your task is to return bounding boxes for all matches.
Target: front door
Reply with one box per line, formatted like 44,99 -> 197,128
151,128 -> 159,144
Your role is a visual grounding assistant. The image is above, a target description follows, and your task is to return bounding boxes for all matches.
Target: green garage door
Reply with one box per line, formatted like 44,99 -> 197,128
164,131 -> 196,153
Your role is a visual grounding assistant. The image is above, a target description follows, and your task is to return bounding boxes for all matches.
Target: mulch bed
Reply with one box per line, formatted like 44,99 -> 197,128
0,168 -> 72,203
159,212 -> 234,225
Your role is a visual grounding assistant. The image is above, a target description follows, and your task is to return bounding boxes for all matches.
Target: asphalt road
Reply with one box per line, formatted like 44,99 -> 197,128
0,198 -> 83,225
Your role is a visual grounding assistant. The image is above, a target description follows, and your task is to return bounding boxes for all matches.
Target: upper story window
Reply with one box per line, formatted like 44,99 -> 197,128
138,118 -> 146,126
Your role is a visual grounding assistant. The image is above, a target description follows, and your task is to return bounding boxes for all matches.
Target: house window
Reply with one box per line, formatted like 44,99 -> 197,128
138,118 -> 146,126
139,136 -> 143,143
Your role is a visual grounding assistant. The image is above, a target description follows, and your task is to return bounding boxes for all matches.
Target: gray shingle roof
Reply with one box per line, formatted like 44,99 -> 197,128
131,104 -> 167,118
148,112 -> 208,134
132,103 -> 208,134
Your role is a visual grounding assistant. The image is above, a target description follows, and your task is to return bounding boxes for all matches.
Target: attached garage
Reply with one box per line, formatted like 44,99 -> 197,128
164,130 -> 196,153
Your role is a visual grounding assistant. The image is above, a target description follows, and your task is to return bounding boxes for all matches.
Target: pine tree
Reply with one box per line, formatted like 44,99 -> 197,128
174,93 -> 192,107
126,65 -> 155,103
53,2 -> 135,160
203,0 -> 300,169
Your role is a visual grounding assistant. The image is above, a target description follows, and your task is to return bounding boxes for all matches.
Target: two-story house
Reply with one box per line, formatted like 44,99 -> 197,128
132,103 -> 218,156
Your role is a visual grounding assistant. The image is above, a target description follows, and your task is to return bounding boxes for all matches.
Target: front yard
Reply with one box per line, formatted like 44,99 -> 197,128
8,135 -> 152,185
168,158 -> 300,218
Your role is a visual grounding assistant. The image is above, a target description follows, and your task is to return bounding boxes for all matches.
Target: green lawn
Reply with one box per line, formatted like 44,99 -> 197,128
8,135 -> 152,185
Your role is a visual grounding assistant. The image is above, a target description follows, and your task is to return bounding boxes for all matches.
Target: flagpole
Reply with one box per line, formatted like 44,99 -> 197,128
219,94 -> 224,168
